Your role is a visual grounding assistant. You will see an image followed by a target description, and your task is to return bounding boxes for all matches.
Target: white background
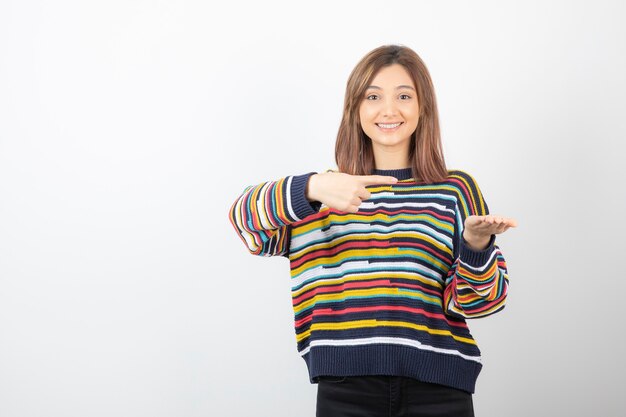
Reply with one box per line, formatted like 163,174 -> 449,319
1,1 -> 624,416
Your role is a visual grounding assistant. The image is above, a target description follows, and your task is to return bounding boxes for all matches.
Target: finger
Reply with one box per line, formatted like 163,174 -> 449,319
358,175 -> 399,185
474,224 -> 497,234
350,197 -> 362,207
465,215 -> 484,225
356,188 -> 372,200
489,215 -> 504,225
494,225 -> 514,234
489,215 -> 517,227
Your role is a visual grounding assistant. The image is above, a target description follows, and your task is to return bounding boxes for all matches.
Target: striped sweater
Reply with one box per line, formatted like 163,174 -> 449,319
228,167 -> 509,393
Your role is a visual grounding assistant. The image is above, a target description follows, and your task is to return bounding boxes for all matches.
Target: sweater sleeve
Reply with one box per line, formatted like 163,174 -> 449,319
443,170 -> 510,319
228,172 -> 322,257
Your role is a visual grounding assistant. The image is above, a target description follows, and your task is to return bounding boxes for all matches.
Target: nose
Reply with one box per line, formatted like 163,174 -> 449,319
382,97 -> 398,117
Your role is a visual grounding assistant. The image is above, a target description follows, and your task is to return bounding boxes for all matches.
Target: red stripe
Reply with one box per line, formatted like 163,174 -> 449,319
291,207 -> 455,238
293,280 -> 443,305
363,207 -> 454,222
294,305 -> 468,328
290,240 -> 390,269
264,181 -> 280,225
448,177 -> 476,215
292,279 -> 391,304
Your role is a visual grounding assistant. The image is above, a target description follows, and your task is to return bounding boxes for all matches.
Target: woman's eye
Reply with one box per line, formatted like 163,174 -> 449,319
366,94 -> 378,100
400,94 -> 411,100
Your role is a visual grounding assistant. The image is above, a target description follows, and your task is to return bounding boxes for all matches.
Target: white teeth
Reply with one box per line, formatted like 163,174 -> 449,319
377,122 -> 401,129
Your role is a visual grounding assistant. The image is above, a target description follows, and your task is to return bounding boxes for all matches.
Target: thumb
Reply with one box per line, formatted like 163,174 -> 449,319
357,175 -> 399,185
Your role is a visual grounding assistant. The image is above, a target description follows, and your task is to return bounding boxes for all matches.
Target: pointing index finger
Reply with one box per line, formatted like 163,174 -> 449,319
358,175 -> 399,185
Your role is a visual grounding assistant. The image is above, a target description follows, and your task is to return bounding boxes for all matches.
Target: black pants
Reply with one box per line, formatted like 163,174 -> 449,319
316,375 -> 474,417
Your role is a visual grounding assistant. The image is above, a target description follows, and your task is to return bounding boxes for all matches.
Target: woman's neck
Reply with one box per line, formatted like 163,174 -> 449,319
372,145 -> 410,170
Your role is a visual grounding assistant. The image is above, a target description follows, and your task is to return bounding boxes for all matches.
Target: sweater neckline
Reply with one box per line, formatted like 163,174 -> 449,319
372,167 -> 413,181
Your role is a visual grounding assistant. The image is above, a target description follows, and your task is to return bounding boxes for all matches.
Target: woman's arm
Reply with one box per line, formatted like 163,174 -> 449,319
229,169 -> 401,256
228,172 -> 321,257
443,170 -> 514,319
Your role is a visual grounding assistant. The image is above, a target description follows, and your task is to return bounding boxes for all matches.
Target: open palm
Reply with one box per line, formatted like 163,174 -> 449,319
464,215 -> 517,242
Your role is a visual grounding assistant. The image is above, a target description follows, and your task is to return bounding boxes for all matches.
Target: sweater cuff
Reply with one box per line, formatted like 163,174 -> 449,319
290,172 -> 322,219
459,233 -> 496,267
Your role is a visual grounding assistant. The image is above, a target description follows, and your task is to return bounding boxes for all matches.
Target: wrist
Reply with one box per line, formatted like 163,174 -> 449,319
463,231 -> 491,251
306,173 -> 319,202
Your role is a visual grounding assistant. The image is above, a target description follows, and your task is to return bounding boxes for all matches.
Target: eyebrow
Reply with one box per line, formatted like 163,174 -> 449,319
366,85 -> 416,91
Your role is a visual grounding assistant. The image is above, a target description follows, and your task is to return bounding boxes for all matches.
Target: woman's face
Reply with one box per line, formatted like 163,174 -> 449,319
358,64 -> 420,161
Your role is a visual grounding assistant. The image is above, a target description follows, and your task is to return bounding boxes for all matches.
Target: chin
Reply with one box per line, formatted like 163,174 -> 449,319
372,138 -> 407,147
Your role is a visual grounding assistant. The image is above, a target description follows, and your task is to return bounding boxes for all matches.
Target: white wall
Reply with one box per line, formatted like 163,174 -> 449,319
1,1 -> 624,416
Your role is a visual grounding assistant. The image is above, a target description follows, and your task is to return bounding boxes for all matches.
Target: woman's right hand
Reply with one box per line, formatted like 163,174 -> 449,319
306,171 -> 399,213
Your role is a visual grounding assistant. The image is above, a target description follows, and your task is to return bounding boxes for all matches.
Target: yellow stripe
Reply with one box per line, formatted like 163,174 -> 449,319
251,183 -> 271,230
364,183 -> 459,193
296,319 -> 476,345
457,262 -> 498,282
291,247 -> 399,277
292,271 -> 442,298
291,212 -> 453,237
292,230 -> 453,261
449,172 -> 486,216
396,247 -> 448,271
448,298 -> 506,318
275,178 -> 287,221
293,287 -> 442,314
240,188 -> 265,251
290,246 -> 450,278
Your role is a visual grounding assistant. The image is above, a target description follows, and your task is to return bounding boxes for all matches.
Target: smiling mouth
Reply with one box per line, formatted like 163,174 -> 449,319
376,122 -> 403,130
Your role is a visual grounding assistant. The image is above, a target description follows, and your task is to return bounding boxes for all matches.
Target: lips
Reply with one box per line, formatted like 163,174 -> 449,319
376,122 -> 403,130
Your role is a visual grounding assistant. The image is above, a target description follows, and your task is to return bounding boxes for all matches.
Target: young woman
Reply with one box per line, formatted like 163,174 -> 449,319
228,44 -> 517,417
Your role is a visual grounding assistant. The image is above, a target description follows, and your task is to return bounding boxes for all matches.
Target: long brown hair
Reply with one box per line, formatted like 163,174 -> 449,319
335,44 -> 448,184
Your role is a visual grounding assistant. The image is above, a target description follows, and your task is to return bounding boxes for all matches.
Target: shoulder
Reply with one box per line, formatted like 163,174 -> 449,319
446,169 -> 480,187
446,169 -> 488,215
